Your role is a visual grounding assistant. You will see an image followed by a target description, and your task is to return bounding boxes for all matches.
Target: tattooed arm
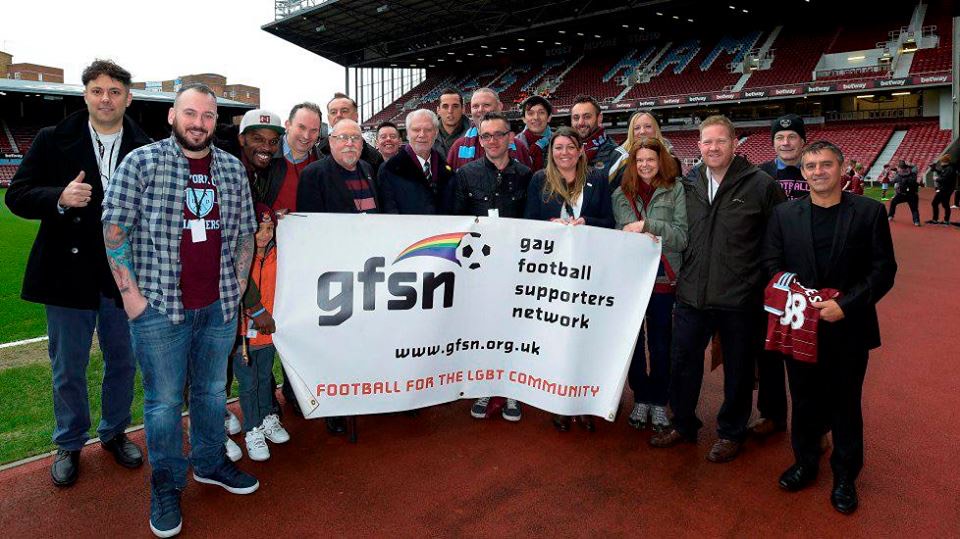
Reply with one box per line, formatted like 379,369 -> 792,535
104,223 -> 148,319
234,232 -> 255,296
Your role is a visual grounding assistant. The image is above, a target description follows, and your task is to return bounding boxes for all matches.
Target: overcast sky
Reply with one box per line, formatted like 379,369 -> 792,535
1,0 -> 344,116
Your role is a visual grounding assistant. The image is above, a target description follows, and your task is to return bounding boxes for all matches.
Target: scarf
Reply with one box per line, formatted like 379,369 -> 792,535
584,127 -> 608,164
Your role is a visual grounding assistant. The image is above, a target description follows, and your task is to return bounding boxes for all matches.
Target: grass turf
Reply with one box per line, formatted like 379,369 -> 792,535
0,188 -> 46,342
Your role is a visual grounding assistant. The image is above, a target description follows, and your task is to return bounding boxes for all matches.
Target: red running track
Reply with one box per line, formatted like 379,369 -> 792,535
1,190 -> 958,537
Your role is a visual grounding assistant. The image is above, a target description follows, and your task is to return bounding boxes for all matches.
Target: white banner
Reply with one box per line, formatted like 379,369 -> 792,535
272,214 -> 660,421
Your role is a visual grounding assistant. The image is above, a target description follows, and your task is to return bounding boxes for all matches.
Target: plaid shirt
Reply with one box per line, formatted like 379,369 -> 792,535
103,135 -> 256,324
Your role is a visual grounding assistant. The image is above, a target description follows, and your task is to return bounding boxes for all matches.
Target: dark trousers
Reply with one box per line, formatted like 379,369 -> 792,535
954,189 -> 960,207
888,193 -> 919,223
932,190 -> 953,222
669,303 -> 763,442
785,346 -> 869,481
628,293 -> 675,406
756,351 -> 788,424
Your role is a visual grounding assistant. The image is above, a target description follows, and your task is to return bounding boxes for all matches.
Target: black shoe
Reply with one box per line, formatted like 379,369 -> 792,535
51,449 -> 80,487
578,415 -> 595,432
102,432 -> 144,469
778,464 -> 818,492
831,479 -> 858,514
325,416 -> 346,435
552,415 -> 570,432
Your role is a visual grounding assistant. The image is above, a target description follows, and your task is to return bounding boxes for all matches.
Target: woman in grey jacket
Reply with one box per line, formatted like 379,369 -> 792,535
612,137 -> 688,432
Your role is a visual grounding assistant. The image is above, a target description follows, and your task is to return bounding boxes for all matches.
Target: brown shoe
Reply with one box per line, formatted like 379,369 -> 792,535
649,428 -> 694,448
706,439 -> 742,463
749,417 -> 786,437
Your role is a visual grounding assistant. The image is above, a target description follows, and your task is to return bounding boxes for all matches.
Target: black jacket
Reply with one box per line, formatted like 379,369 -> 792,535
678,155 -> 786,311
5,110 -> 151,309
296,156 -> 379,213
433,115 -> 471,158
378,146 -> 454,215
933,163 -> 957,192
317,136 -> 383,181
894,168 -> 919,195
589,137 -> 620,179
452,157 -> 532,218
524,169 -> 614,228
761,192 -> 897,350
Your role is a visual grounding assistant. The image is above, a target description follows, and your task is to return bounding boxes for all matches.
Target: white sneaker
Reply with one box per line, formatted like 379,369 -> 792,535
225,411 -> 241,435
260,414 -> 290,444
224,436 -> 242,462
244,428 -> 270,462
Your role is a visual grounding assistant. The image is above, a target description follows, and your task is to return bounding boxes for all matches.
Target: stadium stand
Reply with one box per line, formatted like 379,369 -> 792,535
888,119 -> 953,174
910,14 -> 953,75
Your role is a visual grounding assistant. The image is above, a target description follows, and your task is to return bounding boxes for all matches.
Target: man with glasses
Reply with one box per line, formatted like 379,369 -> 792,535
319,92 -> 383,179
446,88 -> 531,171
103,83 -> 259,537
298,119 -> 379,214
6,59 -> 151,487
451,111 -> 532,421
376,121 -> 403,162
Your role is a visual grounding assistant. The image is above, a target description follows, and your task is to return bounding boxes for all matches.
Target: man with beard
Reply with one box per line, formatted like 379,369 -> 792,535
516,95 -> 553,171
570,94 -> 618,177
319,93 -> 383,178
298,119 -> 379,214
103,83 -> 259,538
433,87 -> 470,157
378,109 -> 454,214
446,87 -> 532,171
6,59 -> 150,487
376,121 -> 402,162
650,115 -> 785,464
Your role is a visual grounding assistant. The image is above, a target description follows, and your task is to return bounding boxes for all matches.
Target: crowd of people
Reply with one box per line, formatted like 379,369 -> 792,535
5,59 -> 903,537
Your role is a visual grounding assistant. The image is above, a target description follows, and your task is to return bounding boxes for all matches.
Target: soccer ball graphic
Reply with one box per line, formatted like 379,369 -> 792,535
458,232 -> 491,270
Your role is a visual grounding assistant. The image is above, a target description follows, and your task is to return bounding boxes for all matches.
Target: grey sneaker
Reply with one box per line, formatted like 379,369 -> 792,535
470,397 -> 491,419
628,402 -> 650,429
502,399 -> 522,422
650,405 -> 671,431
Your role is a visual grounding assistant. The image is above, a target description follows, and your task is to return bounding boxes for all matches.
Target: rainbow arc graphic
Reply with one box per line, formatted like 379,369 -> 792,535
393,232 -> 469,266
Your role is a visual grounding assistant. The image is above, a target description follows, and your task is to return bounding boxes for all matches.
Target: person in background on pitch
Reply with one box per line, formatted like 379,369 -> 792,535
233,204 -> 290,461
5,59 -> 150,487
103,83 -> 259,538
650,115 -> 785,463
887,159 -> 921,226
928,154 -> 956,225
761,140 -> 896,514
375,121 -> 403,162
613,137 -> 687,434
524,126 -> 614,431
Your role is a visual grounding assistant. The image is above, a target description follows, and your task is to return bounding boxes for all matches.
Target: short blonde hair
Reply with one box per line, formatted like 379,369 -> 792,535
699,115 -> 736,140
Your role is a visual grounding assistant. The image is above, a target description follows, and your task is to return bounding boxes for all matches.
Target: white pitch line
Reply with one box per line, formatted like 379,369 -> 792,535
0,336 -> 48,349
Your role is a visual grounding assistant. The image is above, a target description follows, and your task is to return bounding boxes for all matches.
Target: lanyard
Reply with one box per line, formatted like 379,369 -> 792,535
189,185 -> 211,217
91,125 -> 120,184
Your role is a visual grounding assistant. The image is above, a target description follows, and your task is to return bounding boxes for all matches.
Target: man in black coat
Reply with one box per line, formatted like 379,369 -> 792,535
5,60 -> 151,486
297,119 -> 379,215
378,109 -> 453,215
761,140 -> 896,514
650,115 -> 786,463
888,160 -> 921,226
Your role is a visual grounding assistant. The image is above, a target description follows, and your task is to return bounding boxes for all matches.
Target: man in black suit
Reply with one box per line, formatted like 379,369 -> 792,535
761,140 -> 897,514
378,109 -> 454,215
5,60 -> 151,486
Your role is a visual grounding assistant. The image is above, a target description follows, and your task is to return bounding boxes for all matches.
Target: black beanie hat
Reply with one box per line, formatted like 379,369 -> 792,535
771,114 -> 806,141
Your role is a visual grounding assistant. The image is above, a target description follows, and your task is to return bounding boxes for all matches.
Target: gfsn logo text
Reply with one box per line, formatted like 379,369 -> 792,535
315,232 -> 491,325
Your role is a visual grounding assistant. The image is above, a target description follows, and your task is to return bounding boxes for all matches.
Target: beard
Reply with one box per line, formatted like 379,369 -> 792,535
172,117 -> 213,152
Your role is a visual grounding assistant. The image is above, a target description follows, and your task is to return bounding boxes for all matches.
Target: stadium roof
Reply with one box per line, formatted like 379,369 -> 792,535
262,0 -> 884,68
0,79 -> 255,108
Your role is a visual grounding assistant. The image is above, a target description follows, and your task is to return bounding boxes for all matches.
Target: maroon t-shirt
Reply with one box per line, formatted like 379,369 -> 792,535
180,154 -> 222,309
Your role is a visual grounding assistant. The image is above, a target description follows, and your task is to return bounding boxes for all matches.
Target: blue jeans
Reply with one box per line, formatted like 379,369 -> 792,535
627,292 -> 675,406
130,301 -> 234,489
45,295 -> 136,450
233,345 -> 277,432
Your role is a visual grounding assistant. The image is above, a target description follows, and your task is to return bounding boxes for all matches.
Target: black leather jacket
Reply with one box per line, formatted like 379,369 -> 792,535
451,157 -> 532,218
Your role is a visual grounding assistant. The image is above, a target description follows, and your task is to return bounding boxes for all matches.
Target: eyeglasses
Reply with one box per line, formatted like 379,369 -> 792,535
479,131 -> 510,142
331,134 -> 363,144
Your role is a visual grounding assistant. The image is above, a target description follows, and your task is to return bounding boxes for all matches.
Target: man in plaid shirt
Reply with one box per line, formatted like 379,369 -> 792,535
102,83 -> 257,538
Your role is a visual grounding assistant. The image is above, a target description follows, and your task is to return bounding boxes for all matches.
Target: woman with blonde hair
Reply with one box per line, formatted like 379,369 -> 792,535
525,126 -> 614,432
612,137 -> 687,432
609,111 -> 676,186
